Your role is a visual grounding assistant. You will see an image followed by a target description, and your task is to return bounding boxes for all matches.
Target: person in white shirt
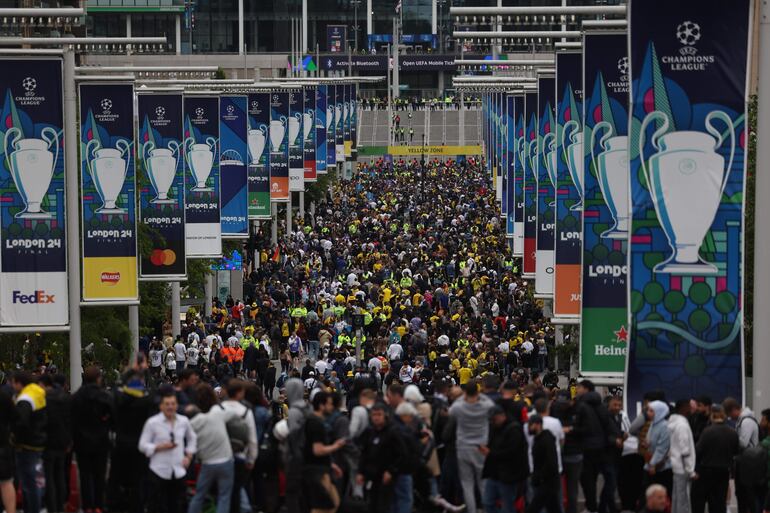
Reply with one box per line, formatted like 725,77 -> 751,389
149,342 -> 163,377
368,355 -> 382,373
304,371 -> 319,391
668,399 -> 696,513
138,392 -> 197,513
524,398 -> 564,474
314,358 -> 329,378
165,350 -> 177,378
387,341 -> 404,361
186,342 -> 199,369
173,338 -> 187,371
221,380 -> 258,513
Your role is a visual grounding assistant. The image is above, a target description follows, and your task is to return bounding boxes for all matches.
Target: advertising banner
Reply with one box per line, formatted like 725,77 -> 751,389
219,95 -> 249,238
513,95 -> 525,256
316,85 -> 328,174
269,91 -> 290,201
578,32 -> 629,375
351,84 -> 358,151
183,96 -> 221,257
138,93 -> 186,279
536,76 -> 556,296
553,52 -> 583,317
627,0 -> 750,409
326,85 -> 336,169
327,25 -> 347,53
506,94 -> 514,235
523,91 -> 538,277
344,84 -> 352,158
303,87 -> 317,182
0,58 -> 67,325
495,92 -> 503,202
79,82 -> 138,302
247,93 -> 271,219
288,89 -> 304,192
335,85 -> 345,163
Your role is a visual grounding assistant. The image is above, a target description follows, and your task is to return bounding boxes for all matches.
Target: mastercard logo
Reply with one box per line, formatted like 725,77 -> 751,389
100,271 -> 121,285
150,249 -> 177,266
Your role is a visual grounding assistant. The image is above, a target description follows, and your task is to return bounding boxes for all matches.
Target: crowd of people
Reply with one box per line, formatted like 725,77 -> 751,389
1,157 -> 768,513
361,96 -> 481,111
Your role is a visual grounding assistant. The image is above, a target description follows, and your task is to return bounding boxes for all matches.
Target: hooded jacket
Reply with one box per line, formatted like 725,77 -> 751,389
13,382 -> 47,451
645,400 -> 671,471
668,413 -> 696,476
574,391 -> 608,451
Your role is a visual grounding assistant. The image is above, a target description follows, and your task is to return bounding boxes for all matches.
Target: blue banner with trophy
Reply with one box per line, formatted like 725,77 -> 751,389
183,96 -> 221,258
316,85 -> 328,174
0,58 -> 67,325
344,84 -> 352,159
270,91 -> 290,201
80,82 -> 138,302
536,76 -> 556,296
513,95 -> 525,257
553,53 -> 583,318
351,84 -> 358,152
335,85 -> 345,163
627,0 -> 751,409
327,85 -> 336,169
219,95 -> 248,238
579,32 -> 629,377
523,92 -> 538,277
288,89 -> 304,192
303,87 -> 317,182
138,93 -> 186,279
506,94 -> 515,238
247,92 -> 271,219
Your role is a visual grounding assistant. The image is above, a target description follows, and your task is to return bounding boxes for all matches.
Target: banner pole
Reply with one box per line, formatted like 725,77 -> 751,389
129,304 -> 139,363
64,47 -> 83,391
171,281 -> 181,338
753,0 -> 770,411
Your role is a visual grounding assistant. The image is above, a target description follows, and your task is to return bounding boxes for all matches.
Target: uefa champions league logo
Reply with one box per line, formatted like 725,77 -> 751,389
155,106 -> 166,120
22,77 -> 36,96
677,21 -> 701,55
227,105 -> 235,115
101,98 -> 113,114
251,100 -> 258,110
195,107 -> 204,119
272,95 -> 279,103
617,57 -> 629,82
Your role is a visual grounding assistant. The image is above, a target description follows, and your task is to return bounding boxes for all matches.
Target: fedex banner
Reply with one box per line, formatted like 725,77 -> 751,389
80,82 -> 138,302
183,96 -> 221,258
219,95 -> 249,238
138,93 -> 186,279
535,76 -> 556,296
269,92 -> 290,201
0,58 -> 68,325
553,52 -> 583,317
626,0 -> 750,409
578,32 -> 629,376
247,93 -> 271,218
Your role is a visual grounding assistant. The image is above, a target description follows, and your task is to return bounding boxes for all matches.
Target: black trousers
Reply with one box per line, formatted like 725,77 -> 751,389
148,471 -> 186,513
527,480 -> 561,513
77,450 -> 108,511
617,454 -> 645,511
580,449 -> 605,512
691,467 -> 729,513
44,450 -> 68,513
108,446 -> 147,513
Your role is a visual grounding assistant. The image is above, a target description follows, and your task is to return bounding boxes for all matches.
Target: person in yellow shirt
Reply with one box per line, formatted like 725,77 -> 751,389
458,364 -> 473,385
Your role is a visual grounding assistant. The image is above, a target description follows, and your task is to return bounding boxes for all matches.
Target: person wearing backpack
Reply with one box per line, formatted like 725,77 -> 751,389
724,397 -> 761,513
221,380 -> 258,513
668,400 -> 696,513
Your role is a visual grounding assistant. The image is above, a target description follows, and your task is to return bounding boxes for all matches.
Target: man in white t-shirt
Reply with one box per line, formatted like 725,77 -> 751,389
524,397 -> 564,474
173,337 -> 187,371
314,357 -> 329,378
387,341 -> 404,361
368,355 -> 382,373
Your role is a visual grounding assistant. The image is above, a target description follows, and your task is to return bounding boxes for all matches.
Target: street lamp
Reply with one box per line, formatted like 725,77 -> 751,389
351,0 -> 362,52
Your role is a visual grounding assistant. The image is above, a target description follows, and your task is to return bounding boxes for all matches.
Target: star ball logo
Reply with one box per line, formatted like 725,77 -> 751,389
101,98 -> 113,113
22,76 -> 36,96
156,106 -> 166,120
227,104 -> 235,115
195,107 -> 205,119
617,57 -> 629,81
676,20 -> 701,55
17,76 -> 45,106
661,20 -> 713,71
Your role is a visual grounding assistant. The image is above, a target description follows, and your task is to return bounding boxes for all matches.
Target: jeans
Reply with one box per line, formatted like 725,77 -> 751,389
308,340 -> 320,361
457,447 -> 485,513
563,455 -> 582,513
482,479 -> 518,513
44,450 -> 68,513
17,450 -> 43,513
527,479 -> 561,513
672,473 -> 691,513
188,460 -> 234,513
389,474 -> 413,513
78,450 -> 108,511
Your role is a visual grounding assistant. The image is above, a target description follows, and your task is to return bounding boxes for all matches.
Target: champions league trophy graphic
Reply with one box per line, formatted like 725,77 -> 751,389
639,109 -> 735,275
343,102 -> 350,127
270,116 -> 287,153
527,138 -> 539,183
247,125 -> 267,165
562,120 -> 584,211
590,121 -> 629,239
303,109 -> 314,142
288,112 -> 301,148
335,104 -> 342,129
85,138 -> 131,213
4,126 -> 59,219
326,106 -> 333,131
184,136 -> 217,192
142,139 -> 180,204
543,132 -> 557,206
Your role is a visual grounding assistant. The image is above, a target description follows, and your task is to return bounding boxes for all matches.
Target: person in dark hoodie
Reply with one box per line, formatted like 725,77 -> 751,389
71,366 -> 114,513
481,405 -> 528,513
692,405 -> 739,513
39,373 -> 72,513
575,380 -> 611,513
11,370 -> 47,513
527,415 -> 561,513
550,390 -> 582,513
285,378 -> 311,513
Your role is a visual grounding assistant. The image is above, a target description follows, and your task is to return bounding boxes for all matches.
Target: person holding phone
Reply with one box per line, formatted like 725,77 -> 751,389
138,388 -> 197,513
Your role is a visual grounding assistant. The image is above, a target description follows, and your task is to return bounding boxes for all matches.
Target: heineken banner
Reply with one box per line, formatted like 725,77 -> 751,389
326,85 -> 336,169
270,91 -> 290,201
303,87 -> 317,182
523,91 -> 538,277
183,96 -> 221,258
335,85 -> 345,163
0,58 -> 67,325
138,93 -> 186,279
578,32 -> 629,376
79,82 -> 138,302
316,85 -> 328,174
506,94 -> 515,238
553,52 -> 583,317
627,0 -> 750,408
351,84 -> 358,152
288,89 -> 304,192
513,95 -> 525,256
219,95 -> 249,238
247,92 -> 271,219
344,84 -> 352,158
536,76 -> 556,296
